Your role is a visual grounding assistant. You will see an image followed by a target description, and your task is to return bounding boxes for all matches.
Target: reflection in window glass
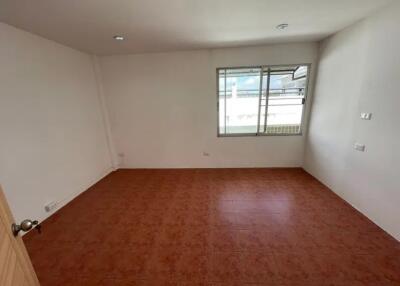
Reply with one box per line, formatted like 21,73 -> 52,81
219,68 -> 261,134
266,66 -> 308,134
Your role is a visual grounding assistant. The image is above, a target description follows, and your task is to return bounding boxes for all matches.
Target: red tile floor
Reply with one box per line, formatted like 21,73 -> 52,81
24,168 -> 400,286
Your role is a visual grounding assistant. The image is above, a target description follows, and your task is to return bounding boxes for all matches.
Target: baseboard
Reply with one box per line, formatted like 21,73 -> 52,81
301,167 -> 400,242
117,165 -> 303,170
23,166 -> 114,235
52,166 -> 114,214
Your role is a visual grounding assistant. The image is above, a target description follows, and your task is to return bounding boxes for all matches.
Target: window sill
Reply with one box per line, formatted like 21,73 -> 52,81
217,133 -> 303,138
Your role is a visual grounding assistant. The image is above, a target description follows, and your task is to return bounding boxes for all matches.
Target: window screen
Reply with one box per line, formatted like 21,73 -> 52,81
218,64 -> 309,136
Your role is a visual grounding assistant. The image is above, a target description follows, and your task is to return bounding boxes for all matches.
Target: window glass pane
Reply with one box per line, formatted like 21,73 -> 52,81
258,73 -> 268,132
217,65 -> 309,136
218,70 -> 226,134
265,65 -> 308,134
294,66 -> 307,79
218,68 -> 261,135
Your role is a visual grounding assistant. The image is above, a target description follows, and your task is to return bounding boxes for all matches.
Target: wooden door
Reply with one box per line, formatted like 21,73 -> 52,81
0,186 -> 40,286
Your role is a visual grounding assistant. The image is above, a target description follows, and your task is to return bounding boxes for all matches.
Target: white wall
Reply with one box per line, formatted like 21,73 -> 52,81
100,43 -> 318,168
0,23 -> 113,224
304,2 -> 400,240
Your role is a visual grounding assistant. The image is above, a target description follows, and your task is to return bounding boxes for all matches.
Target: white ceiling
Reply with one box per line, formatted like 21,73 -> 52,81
0,0 -> 392,56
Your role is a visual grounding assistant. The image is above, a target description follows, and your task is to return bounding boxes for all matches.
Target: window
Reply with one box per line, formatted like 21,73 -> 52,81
218,64 -> 310,136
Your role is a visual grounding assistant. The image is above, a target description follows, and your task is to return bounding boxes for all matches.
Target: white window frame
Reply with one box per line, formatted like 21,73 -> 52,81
216,63 -> 311,137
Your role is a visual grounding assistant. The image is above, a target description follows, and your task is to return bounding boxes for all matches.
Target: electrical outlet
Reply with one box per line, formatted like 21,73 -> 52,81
354,143 -> 366,152
44,201 -> 58,212
360,113 -> 372,120
203,152 -> 210,157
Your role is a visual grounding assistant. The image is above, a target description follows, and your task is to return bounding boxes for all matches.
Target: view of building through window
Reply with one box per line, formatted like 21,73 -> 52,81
218,65 -> 309,136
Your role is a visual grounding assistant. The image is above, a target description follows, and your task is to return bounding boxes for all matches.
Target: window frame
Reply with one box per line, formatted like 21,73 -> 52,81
216,63 -> 311,138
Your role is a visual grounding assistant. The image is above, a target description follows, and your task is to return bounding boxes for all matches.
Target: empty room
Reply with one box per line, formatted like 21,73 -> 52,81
0,0 -> 399,285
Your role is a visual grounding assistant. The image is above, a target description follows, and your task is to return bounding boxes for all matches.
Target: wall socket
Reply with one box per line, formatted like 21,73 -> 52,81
44,201 -> 58,212
354,143 -> 366,152
203,152 -> 210,157
360,113 -> 372,120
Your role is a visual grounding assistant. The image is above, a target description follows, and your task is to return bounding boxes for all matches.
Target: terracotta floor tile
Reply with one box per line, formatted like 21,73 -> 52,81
241,251 -> 278,283
237,229 -> 269,251
207,251 -> 242,283
210,228 -> 239,252
37,275 -> 113,286
156,225 -> 187,248
182,225 -> 212,249
274,253 -> 317,283
176,248 -> 209,281
23,168 -> 400,286
146,246 -> 183,278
